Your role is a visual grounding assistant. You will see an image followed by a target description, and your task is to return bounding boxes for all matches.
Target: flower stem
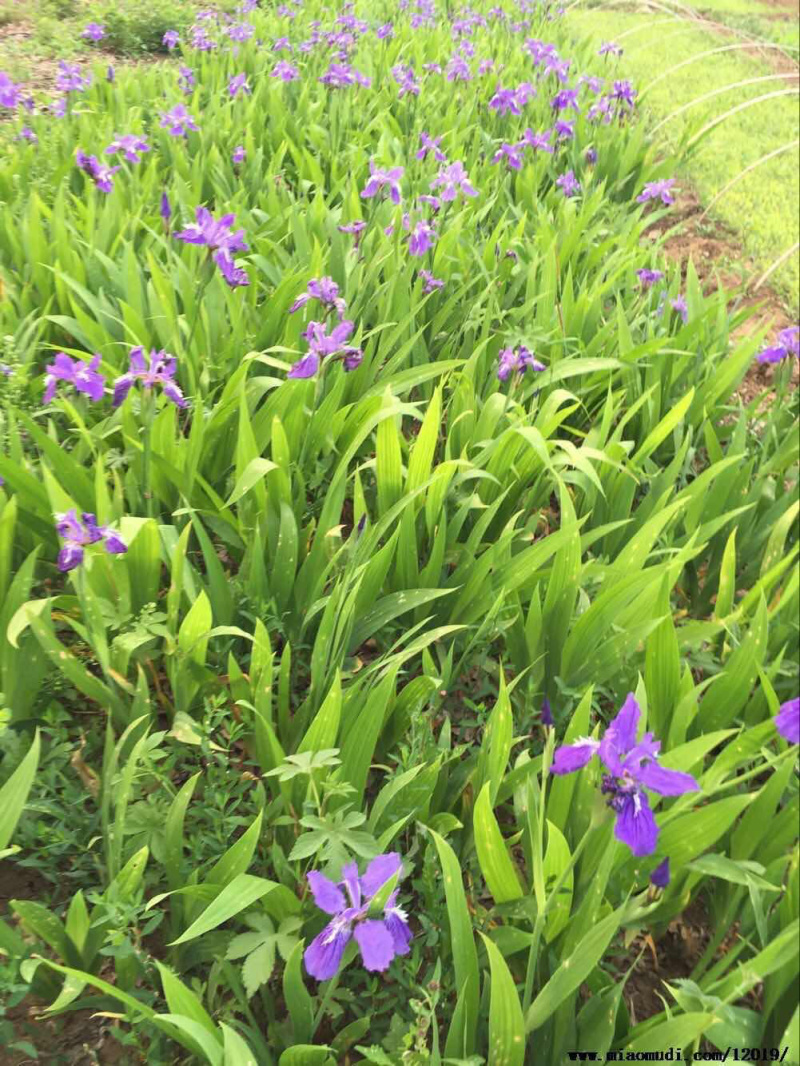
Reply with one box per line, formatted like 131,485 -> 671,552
142,391 -> 156,519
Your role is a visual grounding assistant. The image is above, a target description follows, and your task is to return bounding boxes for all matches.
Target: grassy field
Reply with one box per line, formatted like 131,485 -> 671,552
570,0 -> 800,311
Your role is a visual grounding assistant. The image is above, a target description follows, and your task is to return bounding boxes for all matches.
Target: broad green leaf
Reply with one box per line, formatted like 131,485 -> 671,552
474,783 -> 524,904
479,933 -> 525,1066
169,874 -> 277,945
0,729 -> 39,852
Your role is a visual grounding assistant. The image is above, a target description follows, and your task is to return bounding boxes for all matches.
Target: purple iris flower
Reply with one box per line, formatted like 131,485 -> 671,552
319,63 -> 370,88
430,160 -> 477,201
612,80 -> 637,108
288,320 -> 361,379
216,252 -> 249,287
551,87 -> 579,112
408,221 -> 436,256
493,142 -> 525,171
289,277 -> 347,317
556,170 -> 581,197
541,697 -> 554,727
160,103 -> 199,136
756,325 -> 799,364
376,22 -> 394,39
650,857 -> 670,888
273,36 -> 292,52
112,346 -> 188,409
56,62 -> 91,94
160,191 -> 172,225
339,220 -> 366,236
175,206 -> 248,256
498,345 -> 545,381
82,22 -> 105,41
233,145 -> 246,164
228,73 -> 250,97
228,22 -> 255,42
550,693 -> 700,856
416,131 -> 446,162
105,134 -> 150,165
178,67 -> 195,94
163,30 -> 180,50
417,195 -> 441,213
189,26 -> 216,51
588,96 -> 614,124
775,698 -> 799,744
599,41 -> 623,57
578,74 -> 604,94
478,59 -> 495,76
553,119 -> 574,140
521,128 -> 554,153
525,38 -> 557,65
43,352 -> 105,403
585,147 -> 598,165
545,56 -> 571,83
392,64 -> 420,99
637,268 -> 664,289
419,269 -> 444,293
304,854 -> 412,981
671,296 -> 688,323
446,55 -> 471,82
55,509 -> 128,572
489,86 -> 521,116
17,126 -> 37,144
0,72 -> 23,110
638,179 -> 676,206
516,81 -> 536,106
174,206 -> 249,287
272,60 -> 300,81
361,161 -> 404,205
76,150 -> 119,193
338,220 -> 366,249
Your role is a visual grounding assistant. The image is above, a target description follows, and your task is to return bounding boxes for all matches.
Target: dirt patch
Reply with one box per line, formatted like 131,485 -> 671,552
0,859 -> 50,916
619,898 -> 711,1025
760,0 -> 800,17
643,186 -> 798,405
0,1002 -> 135,1066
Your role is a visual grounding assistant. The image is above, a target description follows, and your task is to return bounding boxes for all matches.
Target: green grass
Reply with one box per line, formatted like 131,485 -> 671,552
571,3 -> 800,310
